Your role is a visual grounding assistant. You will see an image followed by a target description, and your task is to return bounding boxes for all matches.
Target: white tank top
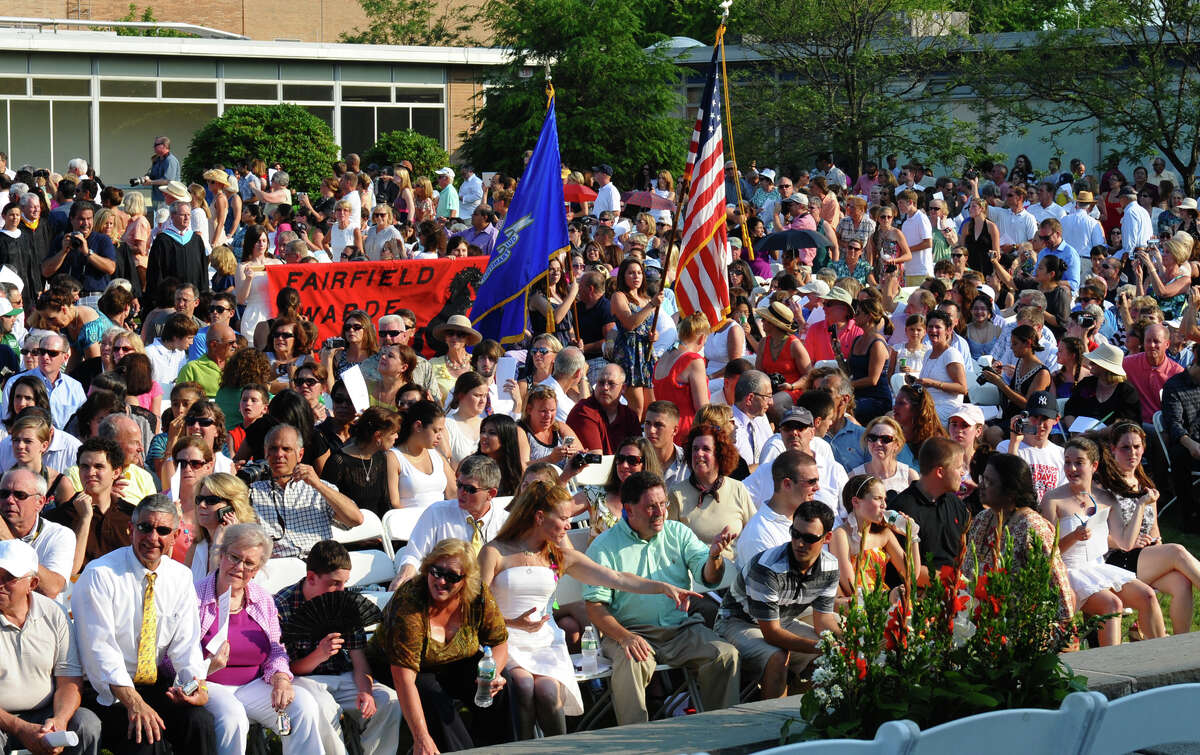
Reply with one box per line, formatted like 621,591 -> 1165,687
390,447 -> 448,508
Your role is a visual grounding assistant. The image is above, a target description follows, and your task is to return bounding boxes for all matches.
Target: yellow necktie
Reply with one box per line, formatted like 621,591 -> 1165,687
466,516 -> 484,554
133,572 -> 158,685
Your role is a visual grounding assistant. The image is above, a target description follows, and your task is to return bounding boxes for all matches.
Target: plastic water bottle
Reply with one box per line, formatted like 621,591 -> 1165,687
580,626 -> 599,674
474,646 -> 497,707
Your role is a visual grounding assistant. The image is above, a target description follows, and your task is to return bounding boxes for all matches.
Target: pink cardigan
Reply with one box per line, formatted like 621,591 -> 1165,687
195,573 -> 292,685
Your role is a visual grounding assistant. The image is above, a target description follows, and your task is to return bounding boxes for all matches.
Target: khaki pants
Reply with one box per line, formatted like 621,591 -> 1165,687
600,618 -> 740,725
715,614 -> 818,687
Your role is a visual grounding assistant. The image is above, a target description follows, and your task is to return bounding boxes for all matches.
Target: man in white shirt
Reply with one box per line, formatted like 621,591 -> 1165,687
1149,158 -> 1180,193
1119,185 -> 1153,259
996,391 -> 1065,501
1028,182 -> 1067,225
745,403 -> 848,518
896,190 -> 932,284
735,450 -> 820,570
731,371 -> 773,471
388,455 -> 508,587
991,302 -> 1059,373
538,347 -> 585,422
1060,190 -> 1106,278
145,313 -> 197,396
0,468 -> 75,598
814,154 -> 848,189
73,495 -> 216,754
457,165 -> 484,219
0,538 -> 101,755
591,164 -> 621,218
992,185 -> 1038,252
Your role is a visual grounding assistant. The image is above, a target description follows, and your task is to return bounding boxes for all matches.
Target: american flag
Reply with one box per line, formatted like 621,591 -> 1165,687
675,47 -> 731,328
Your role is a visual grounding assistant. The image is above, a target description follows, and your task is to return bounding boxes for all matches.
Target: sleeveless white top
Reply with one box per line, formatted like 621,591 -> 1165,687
390,447 -> 448,508
704,321 -> 738,376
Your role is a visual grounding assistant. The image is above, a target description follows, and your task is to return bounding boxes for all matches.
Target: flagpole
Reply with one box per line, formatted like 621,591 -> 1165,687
656,5 -> 732,342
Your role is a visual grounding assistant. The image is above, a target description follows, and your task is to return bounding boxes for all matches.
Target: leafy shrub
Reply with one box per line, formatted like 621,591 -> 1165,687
362,130 -> 449,182
181,105 -> 340,194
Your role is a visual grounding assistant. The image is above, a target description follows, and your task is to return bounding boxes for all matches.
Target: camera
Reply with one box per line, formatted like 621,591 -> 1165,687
570,452 -> 603,469
69,235 -> 84,250
884,263 -> 898,275
964,169 -> 978,180
237,459 -> 273,485
323,336 -> 346,350
1076,313 -> 1096,329
130,177 -> 143,186
768,372 -> 789,393
293,219 -> 308,235
976,364 -> 997,386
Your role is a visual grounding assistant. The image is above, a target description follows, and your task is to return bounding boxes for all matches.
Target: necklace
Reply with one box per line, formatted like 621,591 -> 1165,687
348,445 -> 375,481
446,353 -> 469,371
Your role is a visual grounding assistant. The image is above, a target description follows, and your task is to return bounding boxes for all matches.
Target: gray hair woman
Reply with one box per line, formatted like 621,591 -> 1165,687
196,522 -> 328,752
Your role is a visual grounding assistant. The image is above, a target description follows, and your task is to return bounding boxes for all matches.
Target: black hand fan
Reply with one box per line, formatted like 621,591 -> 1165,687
280,591 -> 383,644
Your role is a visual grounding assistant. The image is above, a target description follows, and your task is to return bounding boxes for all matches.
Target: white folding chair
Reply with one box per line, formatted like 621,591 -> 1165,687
381,505 -> 429,551
968,380 -> 1002,407
332,509 -> 387,553
348,550 -> 396,589
1083,683 -> 1200,754
754,720 -> 919,755
910,689 -> 1104,755
260,556 -> 308,594
890,372 -> 908,397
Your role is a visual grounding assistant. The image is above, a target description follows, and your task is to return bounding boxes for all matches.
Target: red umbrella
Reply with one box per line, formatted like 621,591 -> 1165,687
622,190 -> 675,210
563,183 -> 598,202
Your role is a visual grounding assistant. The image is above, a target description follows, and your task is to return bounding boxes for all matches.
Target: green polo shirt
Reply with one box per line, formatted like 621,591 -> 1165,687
176,355 -> 222,398
583,518 -> 715,628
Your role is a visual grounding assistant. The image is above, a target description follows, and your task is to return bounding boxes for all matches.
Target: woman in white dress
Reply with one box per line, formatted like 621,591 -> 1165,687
479,481 -> 701,739
235,224 -> 283,342
1041,436 -> 1165,646
442,371 -> 488,468
391,399 -> 455,508
916,310 -> 967,424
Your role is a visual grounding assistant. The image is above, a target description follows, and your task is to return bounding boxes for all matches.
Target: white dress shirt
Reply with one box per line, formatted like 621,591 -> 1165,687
537,376 -> 576,423
1027,201 -> 1066,225
72,547 -> 206,705
459,174 -> 484,218
1061,205 -> 1106,260
1120,201 -> 1153,258
395,498 -> 509,571
145,339 -> 188,396
992,206 -> 1038,247
745,435 -> 848,520
734,503 -> 792,571
731,405 -> 771,467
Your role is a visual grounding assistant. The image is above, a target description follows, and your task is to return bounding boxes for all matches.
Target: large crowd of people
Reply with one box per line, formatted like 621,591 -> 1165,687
0,142 -> 1198,755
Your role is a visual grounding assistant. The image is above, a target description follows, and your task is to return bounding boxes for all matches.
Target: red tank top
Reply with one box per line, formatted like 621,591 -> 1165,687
759,334 -> 804,399
653,351 -> 705,444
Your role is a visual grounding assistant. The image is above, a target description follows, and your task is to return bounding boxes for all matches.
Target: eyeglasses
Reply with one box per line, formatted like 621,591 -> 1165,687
136,522 -> 174,537
866,433 -> 896,445
0,488 -> 34,501
458,482 -> 485,494
753,392 -> 773,401
273,331 -> 295,340
222,551 -> 260,570
615,454 -> 644,466
371,213 -> 387,219
174,457 -> 209,470
378,329 -> 402,339
530,347 -> 551,355
429,564 -> 466,584
951,253 -> 966,259
196,495 -> 230,507
31,349 -> 63,357
114,345 -> 135,354
790,527 -> 824,544
293,377 -> 320,388
186,417 -> 216,427
344,323 -> 364,332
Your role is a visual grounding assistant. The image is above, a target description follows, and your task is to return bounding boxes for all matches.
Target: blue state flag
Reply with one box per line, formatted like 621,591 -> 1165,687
470,96 -> 569,345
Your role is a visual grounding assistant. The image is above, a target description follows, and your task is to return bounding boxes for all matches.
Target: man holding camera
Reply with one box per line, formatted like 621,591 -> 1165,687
44,202 -> 117,306
249,424 -> 362,560
134,136 -> 181,209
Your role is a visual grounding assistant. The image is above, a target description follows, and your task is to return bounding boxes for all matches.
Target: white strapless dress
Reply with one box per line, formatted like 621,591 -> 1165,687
490,566 -> 583,715
1059,506 -> 1137,604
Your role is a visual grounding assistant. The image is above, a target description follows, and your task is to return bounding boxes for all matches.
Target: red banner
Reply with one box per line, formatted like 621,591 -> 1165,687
266,258 -> 485,349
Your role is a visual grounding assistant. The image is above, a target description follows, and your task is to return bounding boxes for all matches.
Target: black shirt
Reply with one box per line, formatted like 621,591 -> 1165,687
890,481 -> 969,570
576,296 -> 614,353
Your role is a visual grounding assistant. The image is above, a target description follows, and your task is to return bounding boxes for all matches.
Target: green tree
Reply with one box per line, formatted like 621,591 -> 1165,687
460,0 -> 687,183
182,105 -> 340,194
730,0 -> 986,176
363,130 -> 449,180
969,0 -> 1200,193
340,0 -> 469,45
115,4 -> 190,37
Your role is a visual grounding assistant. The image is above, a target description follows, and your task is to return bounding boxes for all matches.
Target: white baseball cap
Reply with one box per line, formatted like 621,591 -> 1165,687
0,539 -> 38,579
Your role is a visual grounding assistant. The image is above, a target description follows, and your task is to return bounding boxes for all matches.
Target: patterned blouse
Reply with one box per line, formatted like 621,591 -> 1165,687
963,507 -> 1073,623
367,577 -> 507,673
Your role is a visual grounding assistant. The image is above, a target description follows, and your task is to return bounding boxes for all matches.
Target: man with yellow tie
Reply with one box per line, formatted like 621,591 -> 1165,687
387,455 -> 508,589
72,495 -> 217,754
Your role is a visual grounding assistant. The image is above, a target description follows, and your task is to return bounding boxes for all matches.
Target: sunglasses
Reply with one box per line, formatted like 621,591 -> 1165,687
136,522 -> 174,537
866,433 -> 896,445
458,482 -> 485,494
174,458 -> 209,470
530,347 -> 551,355
196,494 -> 230,507
790,527 -> 824,545
429,564 -> 466,584
31,349 -> 63,357
19,349 -> 32,356
293,377 -> 320,389
114,345 -> 135,354
951,253 -> 966,259
186,417 -> 216,427
378,329 -> 402,339
371,213 -> 387,219
344,323 -> 364,332
615,454 -> 644,466
273,332 -> 295,340
0,488 -> 34,500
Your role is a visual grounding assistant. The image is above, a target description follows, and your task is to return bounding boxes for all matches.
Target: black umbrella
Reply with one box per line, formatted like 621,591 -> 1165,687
753,229 -> 832,255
